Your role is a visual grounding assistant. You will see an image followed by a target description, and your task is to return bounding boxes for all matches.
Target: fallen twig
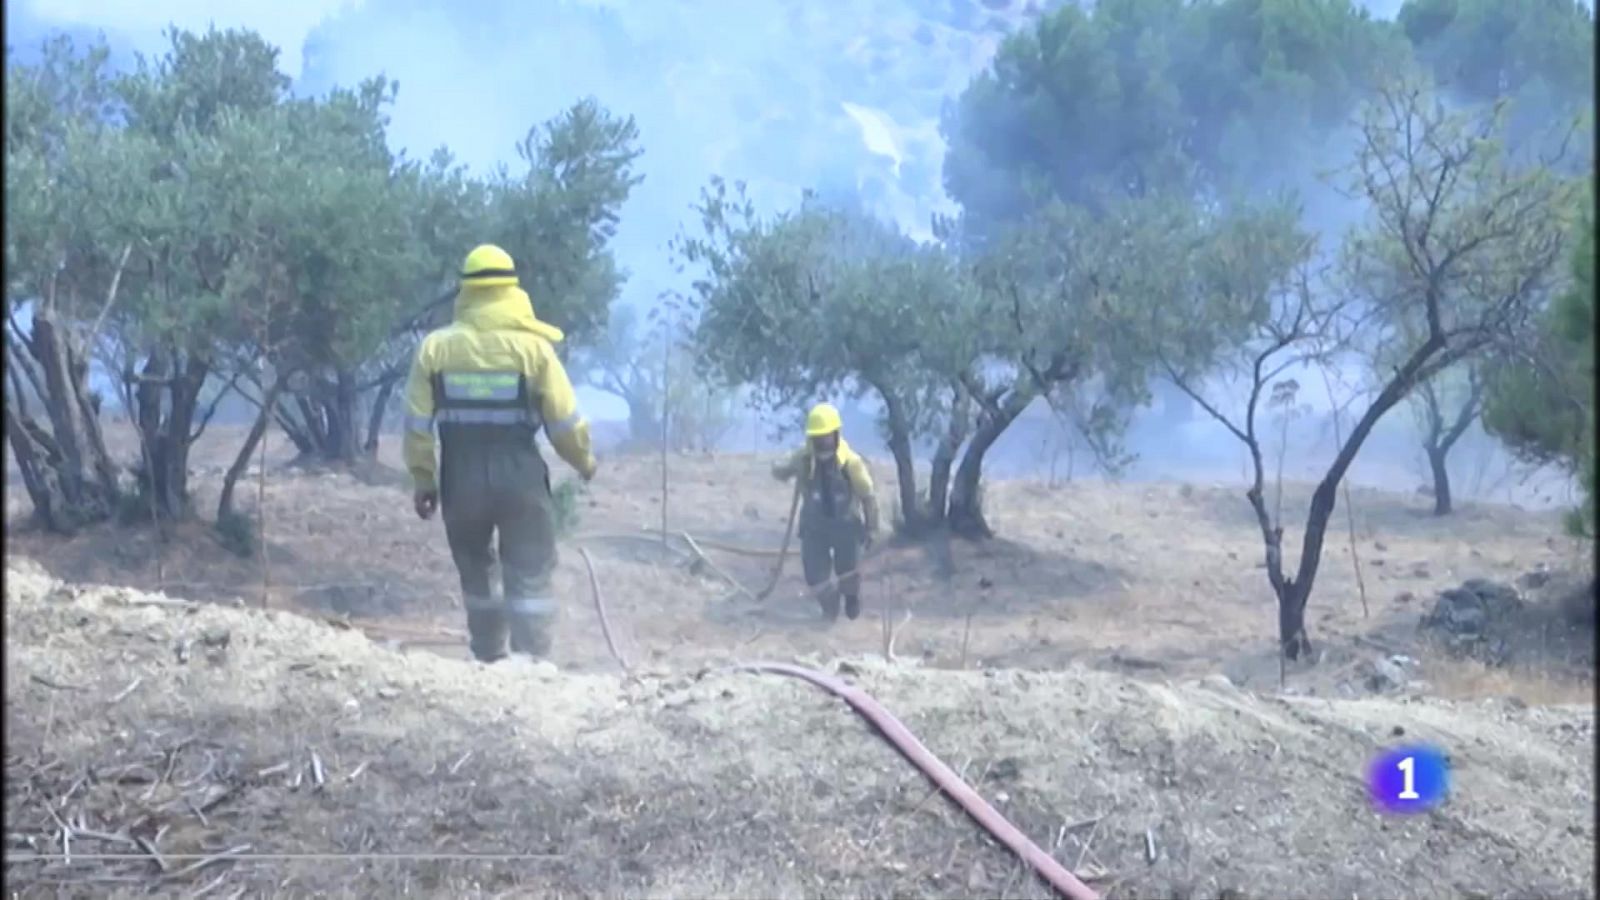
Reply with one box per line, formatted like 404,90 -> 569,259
184,797 -> 209,827
161,844 -> 251,881
679,530 -> 757,599
447,751 -> 473,776
1073,817 -> 1103,872
255,761 -> 291,780
174,751 -> 218,789
959,611 -> 975,669
29,673 -> 85,692
64,828 -> 140,849
135,834 -> 169,873
186,867 -> 232,898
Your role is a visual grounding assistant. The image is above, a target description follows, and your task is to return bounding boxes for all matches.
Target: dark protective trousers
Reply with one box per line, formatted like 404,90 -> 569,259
439,427 -> 558,662
800,515 -> 864,621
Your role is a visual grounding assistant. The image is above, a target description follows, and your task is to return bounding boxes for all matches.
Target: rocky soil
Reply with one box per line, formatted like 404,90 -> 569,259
5,558 -> 1595,899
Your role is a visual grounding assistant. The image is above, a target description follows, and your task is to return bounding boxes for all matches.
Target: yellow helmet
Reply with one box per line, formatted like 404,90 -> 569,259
804,403 -> 843,437
460,244 -> 519,288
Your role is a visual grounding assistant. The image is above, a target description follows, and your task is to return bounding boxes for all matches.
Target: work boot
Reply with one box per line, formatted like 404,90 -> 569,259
466,609 -> 509,662
844,594 -> 860,620
817,587 -> 841,622
508,613 -> 553,658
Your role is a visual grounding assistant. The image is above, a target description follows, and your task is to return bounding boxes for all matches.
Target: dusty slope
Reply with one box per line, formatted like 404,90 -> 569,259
8,426 -> 1592,705
5,559 -> 1594,899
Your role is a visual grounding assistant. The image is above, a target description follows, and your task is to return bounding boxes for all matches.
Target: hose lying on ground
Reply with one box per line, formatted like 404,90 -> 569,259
577,546 -> 630,671
574,474 -> 886,608
755,475 -> 803,599
728,661 -> 1101,900
576,542 -> 1098,900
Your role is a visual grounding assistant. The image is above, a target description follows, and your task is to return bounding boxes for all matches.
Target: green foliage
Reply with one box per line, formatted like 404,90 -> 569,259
5,24 -> 644,530
1399,0 -> 1593,106
551,479 -> 582,537
4,35 -> 143,319
489,99 -> 644,347
1483,185 -> 1595,535
682,171 -> 1299,533
1398,0 -> 1594,170
681,179 -> 969,427
215,509 -> 257,558
942,0 -> 1407,238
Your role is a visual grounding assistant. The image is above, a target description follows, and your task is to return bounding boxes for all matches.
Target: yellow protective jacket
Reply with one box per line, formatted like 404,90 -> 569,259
403,284 -> 595,493
771,437 -> 881,535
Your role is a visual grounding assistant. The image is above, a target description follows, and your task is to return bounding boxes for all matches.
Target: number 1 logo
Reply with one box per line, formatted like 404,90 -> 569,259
1396,755 -> 1420,800
1368,745 -> 1449,814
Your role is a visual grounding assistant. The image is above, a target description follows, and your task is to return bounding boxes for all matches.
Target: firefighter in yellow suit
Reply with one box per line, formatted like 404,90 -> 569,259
403,244 -> 598,662
772,403 -> 881,621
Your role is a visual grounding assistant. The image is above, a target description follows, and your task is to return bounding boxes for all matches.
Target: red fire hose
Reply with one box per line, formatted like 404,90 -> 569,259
578,540 -> 1099,899
728,661 -> 1100,900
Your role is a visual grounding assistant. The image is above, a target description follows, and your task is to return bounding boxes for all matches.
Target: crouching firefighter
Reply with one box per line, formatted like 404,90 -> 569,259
403,244 -> 598,663
772,403 -> 881,621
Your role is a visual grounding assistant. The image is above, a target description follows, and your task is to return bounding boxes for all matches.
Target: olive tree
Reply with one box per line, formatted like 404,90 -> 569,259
684,179 -> 1262,538
4,36 -> 132,531
1156,75 -> 1578,660
97,27 -> 295,521
679,180 -> 976,535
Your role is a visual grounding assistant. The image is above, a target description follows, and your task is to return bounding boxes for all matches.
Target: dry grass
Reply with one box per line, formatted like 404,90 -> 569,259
1424,657 -> 1596,706
4,559 -> 1594,898
6,423 -> 1593,703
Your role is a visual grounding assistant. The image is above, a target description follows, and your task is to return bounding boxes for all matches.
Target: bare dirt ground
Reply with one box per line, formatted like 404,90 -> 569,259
7,424 -> 1594,698
5,559 -> 1595,899
5,423 -> 1596,897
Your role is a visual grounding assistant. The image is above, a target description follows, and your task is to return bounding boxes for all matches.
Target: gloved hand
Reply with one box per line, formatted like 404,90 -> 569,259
413,488 -> 438,520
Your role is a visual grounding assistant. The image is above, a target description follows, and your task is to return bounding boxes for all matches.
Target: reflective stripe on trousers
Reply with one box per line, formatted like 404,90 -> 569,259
508,595 -> 556,616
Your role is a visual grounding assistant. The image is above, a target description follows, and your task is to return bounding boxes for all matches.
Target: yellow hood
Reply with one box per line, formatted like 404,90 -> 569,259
453,284 -> 565,343
809,437 -> 862,471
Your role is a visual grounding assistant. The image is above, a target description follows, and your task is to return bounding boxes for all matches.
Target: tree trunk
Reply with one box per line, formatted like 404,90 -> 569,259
5,313 -> 119,532
947,386 -> 1034,539
219,375 -> 285,521
4,402 -> 63,529
293,394 -> 325,458
928,386 -> 972,524
1427,444 -> 1453,516
32,310 -> 90,506
876,388 -> 928,535
626,399 -> 661,449
1272,333 -> 1465,660
273,397 -> 317,457
363,376 -> 400,457
134,349 -> 208,521
329,369 -> 361,461
278,370 -> 364,464
1277,579 -> 1314,661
